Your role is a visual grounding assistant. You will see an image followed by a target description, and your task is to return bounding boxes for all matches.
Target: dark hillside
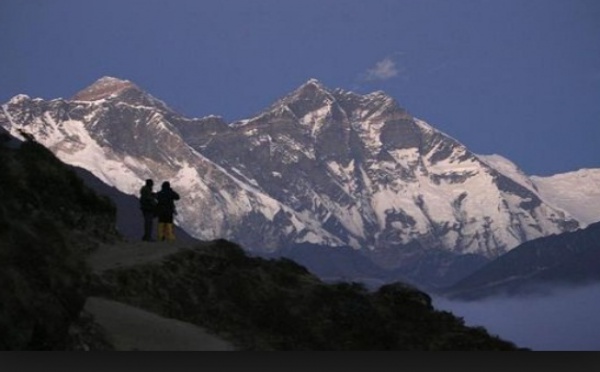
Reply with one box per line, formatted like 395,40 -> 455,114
0,139 -> 119,349
92,239 -> 523,350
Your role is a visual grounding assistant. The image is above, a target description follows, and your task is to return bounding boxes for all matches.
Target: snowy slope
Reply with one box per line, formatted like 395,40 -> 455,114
0,88 -> 342,250
476,154 -> 538,193
532,169 -> 600,227
177,79 -> 580,259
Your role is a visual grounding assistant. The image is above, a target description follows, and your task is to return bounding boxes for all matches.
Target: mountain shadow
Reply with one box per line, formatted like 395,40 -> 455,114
439,222 -> 600,301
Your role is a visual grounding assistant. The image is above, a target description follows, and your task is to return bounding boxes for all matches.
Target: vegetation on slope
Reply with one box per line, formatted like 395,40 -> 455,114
92,239 -> 523,350
0,139 -> 118,349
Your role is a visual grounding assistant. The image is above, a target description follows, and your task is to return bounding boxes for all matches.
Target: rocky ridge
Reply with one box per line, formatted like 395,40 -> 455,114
0,77 -> 584,288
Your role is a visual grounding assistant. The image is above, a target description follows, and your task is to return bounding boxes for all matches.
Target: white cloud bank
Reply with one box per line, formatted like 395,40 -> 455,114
432,284 -> 600,351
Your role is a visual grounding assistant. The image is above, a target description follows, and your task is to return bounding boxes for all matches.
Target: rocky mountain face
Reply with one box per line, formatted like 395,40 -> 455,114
440,221 -> 600,301
0,77 -> 583,288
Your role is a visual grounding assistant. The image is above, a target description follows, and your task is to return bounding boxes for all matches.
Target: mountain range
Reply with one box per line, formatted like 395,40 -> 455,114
0,132 -> 523,350
2,76 -> 598,289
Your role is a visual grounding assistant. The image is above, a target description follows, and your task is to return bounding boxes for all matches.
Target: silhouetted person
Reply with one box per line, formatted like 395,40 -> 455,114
156,181 -> 180,241
139,179 -> 158,242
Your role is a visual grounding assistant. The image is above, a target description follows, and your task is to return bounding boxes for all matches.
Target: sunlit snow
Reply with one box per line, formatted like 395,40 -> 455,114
1,86 -> 590,260
532,169 -> 600,227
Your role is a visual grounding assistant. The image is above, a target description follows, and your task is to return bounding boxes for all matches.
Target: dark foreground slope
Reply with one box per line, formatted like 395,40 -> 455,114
90,239 -> 522,350
0,135 -> 119,349
0,134 -> 524,350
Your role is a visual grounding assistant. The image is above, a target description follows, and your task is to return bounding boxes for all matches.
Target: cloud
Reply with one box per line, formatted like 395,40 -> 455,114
363,57 -> 400,81
432,283 -> 600,351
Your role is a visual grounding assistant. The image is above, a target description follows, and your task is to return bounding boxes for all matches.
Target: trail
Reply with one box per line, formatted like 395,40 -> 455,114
84,238 -> 236,351
88,239 -> 202,273
84,297 -> 235,351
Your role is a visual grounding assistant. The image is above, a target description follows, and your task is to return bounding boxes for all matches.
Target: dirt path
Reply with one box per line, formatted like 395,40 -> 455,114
88,239 -> 204,273
84,297 -> 235,351
85,239 -> 236,351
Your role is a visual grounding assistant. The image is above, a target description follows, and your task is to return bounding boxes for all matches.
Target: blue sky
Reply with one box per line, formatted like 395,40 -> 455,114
1,0 -> 599,176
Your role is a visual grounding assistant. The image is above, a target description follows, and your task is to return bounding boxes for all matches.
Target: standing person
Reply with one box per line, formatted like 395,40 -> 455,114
139,179 -> 157,242
156,181 -> 180,241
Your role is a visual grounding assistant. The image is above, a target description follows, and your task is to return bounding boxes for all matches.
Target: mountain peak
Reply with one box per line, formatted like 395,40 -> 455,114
289,78 -> 329,97
72,76 -> 137,101
288,78 -> 335,99
97,76 -> 130,85
303,78 -> 326,89
8,94 -> 31,104
70,76 -> 173,112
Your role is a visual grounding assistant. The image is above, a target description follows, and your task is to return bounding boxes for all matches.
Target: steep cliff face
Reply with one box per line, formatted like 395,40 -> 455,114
0,77 -> 582,288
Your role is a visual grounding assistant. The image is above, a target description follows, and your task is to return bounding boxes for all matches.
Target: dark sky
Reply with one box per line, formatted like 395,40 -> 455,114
1,0 -> 599,176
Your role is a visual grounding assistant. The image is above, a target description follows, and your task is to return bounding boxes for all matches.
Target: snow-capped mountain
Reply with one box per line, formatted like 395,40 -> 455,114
531,169 -> 600,228
476,155 -> 600,228
0,77 -> 585,287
